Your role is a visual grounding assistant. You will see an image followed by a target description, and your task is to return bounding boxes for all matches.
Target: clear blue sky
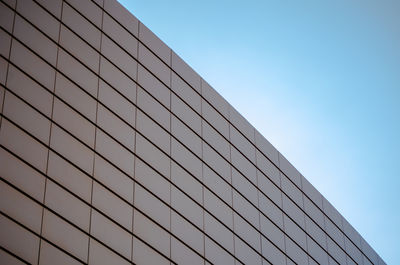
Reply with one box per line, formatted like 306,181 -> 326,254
119,0 -> 399,263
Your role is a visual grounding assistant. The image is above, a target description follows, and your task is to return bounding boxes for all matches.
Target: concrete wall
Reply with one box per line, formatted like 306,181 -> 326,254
0,0 -> 385,264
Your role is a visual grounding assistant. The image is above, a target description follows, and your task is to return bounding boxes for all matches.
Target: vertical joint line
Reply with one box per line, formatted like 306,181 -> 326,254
169,48 -> 173,261
87,1 -> 105,263
37,0 -> 64,262
228,111 -> 236,256
131,17 -> 140,263
200,78 -> 205,264
0,0 -> 18,132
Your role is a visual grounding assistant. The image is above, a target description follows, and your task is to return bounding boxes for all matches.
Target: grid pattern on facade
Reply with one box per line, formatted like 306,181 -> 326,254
0,0 -> 385,264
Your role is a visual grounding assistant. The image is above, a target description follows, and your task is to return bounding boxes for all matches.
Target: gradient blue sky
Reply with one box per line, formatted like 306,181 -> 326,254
119,0 -> 399,263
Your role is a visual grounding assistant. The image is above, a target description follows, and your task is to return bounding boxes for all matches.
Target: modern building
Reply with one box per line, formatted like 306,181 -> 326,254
0,0 -> 385,264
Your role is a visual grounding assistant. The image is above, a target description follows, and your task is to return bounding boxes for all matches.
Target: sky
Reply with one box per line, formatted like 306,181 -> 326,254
119,0 -> 400,263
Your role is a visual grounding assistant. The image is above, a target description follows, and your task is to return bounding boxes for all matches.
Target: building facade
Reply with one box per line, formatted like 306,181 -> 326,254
0,0 -> 385,264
